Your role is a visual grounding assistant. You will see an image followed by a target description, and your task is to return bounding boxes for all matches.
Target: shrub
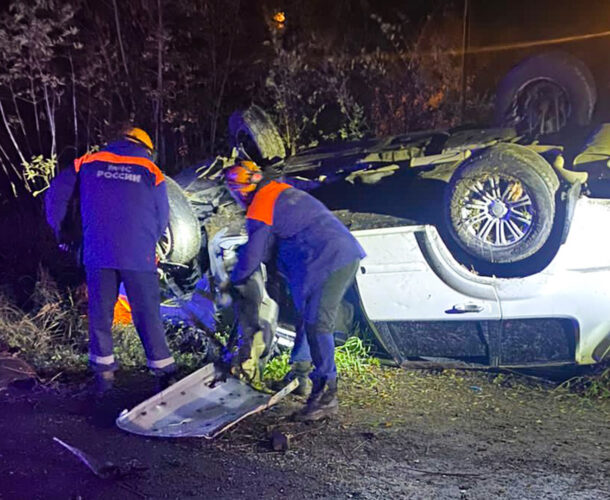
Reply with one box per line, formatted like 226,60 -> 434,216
0,268 -> 88,374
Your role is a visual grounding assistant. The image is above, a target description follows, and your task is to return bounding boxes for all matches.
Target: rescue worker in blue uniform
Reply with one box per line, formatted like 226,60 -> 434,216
224,160 -> 366,421
46,127 -> 176,393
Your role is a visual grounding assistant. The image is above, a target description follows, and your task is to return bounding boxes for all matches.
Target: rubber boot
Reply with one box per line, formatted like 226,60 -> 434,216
154,371 -> 179,393
90,371 -> 119,428
294,378 -> 339,421
94,371 -> 115,396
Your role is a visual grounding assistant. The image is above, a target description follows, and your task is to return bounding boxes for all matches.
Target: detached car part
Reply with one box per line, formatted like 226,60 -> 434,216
116,363 -> 298,438
208,229 -> 282,355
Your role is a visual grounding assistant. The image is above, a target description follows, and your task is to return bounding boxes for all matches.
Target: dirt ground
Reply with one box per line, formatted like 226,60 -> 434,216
0,367 -> 608,500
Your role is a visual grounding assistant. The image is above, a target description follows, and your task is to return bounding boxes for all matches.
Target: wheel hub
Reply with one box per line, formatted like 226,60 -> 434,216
489,200 -> 508,218
459,175 -> 534,248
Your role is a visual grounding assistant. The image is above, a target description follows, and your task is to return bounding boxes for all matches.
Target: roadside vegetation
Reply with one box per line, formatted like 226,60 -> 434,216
0,268 -> 382,385
263,336 -> 381,383
556,364 -> 610,399
0,268 -> 608,402
0,0 -> 492,200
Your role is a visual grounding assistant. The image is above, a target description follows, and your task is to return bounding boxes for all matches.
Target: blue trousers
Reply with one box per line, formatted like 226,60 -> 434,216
290,260 -> 360,382
86,267 -> 175,374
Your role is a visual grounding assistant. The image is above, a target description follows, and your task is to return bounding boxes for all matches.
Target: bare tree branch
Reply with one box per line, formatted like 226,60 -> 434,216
29,77 -> 43,152
69,54 -> 78,155
155,0 -> 164,162
209,0 -> 240,153
112,0 -> 130,81
8,81 -> 32,156
0,139 -> 23,185
42,83 -> 56,159
0,100 -> 28,166
97,36 -> 127,114
0,100 -> 30,191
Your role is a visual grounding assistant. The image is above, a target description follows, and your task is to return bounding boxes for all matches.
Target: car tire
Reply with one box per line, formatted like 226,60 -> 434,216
494,51 -> 596,136
158,177 -> 202,265
228,105 -> 286,164
445,143 -> 559,264
167,257 -> 203,296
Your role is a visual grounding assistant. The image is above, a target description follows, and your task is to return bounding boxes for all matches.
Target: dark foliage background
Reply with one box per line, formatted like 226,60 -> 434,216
0,0 -> 484,187
0,0 -> 491,301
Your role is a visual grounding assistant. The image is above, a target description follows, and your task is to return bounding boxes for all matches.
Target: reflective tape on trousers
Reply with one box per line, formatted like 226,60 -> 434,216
90,353 -> 115,365
147,356 -> 176,369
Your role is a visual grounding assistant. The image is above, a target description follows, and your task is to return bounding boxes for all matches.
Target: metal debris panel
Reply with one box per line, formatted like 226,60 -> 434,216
116,363 -> 297,439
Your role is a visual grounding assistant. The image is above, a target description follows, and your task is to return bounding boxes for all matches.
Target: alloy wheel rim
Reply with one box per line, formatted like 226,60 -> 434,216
156,227 -> 173,260
458,175 -> 534,248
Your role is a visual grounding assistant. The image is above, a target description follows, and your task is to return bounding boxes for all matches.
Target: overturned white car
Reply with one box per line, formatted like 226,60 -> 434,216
156,106 -> 610,369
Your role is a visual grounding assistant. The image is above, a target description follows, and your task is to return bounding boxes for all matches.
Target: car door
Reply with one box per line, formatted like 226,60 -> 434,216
495,197 -> 610,366
353,225 -> 501,365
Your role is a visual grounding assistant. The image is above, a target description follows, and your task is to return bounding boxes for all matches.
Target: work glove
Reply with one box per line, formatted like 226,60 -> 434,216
215,280 -> 233,308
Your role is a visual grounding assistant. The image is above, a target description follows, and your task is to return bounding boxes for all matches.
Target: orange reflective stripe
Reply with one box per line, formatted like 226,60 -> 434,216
73,151 -> 165,186
246,181 -> 292,225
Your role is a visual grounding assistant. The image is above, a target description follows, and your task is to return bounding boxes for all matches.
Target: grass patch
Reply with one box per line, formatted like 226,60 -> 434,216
263,336 -> 381,383
113,323 -> 211,374
263,352 -> 290,381
556,363 -> 610,400
335,336 -> 380,381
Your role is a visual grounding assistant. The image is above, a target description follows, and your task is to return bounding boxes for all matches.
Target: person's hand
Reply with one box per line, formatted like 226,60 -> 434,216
214,280 -> 233,308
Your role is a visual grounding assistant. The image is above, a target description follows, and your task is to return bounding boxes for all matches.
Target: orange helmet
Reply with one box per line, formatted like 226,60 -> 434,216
224,160 -> 263,206
124,127 -> 154,152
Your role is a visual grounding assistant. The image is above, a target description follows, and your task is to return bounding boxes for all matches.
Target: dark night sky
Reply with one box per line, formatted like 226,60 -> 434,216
270,0 -> 610,73
467,0 -> 610,100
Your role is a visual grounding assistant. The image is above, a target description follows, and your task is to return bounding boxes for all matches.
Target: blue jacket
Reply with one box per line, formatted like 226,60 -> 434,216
231,181 -> 365,309
45,140 -> 169,271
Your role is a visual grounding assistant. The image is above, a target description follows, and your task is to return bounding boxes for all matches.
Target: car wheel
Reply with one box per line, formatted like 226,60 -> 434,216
157,177 -> 202,265
228,105 -> 286,164
494,51 -> 596,136
445,144 -> 559,264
